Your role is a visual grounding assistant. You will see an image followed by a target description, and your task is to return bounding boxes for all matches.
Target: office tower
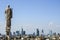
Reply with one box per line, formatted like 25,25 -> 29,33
13,32 -> 16,36
49,30 -> 52,35
10,32 -> 12,37
36,28 -> 39,36
23,31 -> 26,35
33,32 -> 35,36
16,31 -> 20,35
21,28 -> 26,35
41,29 -> 44,36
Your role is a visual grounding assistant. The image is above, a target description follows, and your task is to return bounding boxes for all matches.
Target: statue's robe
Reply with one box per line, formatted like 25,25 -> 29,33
5,8 -> 12,35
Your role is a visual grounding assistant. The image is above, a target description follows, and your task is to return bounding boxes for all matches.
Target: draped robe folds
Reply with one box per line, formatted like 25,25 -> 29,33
5,8 -> 12,35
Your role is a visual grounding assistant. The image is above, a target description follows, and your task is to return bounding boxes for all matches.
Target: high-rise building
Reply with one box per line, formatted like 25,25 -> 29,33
36,28 -> 39,36
10,32 -> 12,37
13,32 -> 16,36
16,31 -> 20,35
42,29 -> 44,33
21,28 -> 26,35
23,31 -> 26,35
21,28 -> 23,35
41,29 -> 44,36
33,32 -> 35,36
49,30 -> 52,35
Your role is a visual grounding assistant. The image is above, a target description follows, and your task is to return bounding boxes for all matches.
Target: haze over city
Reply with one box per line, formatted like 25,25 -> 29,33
0,0 -> 60,34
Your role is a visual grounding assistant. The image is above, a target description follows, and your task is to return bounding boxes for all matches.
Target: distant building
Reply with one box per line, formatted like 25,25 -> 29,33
0,33 -> 1,35
10,32 -> 12,37
21,28 -> 26,35
33,32 -> 35,36
21,28 -> 24,35
23,31 -> 26,35
36,28 -> 39,36
41,29 -> 44,36
42,29 -> 44,33
13,32 -> 16,36
49,30 -> 52,35
16,31 -> 20,35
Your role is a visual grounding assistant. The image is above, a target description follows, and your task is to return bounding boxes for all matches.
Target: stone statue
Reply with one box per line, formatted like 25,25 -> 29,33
5,5 -> 12,40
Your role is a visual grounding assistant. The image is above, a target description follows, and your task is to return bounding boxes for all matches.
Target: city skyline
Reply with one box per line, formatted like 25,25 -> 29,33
0,0 -> 60,34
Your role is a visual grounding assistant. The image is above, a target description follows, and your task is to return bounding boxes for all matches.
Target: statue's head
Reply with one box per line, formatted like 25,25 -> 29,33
8,5 -> 10,8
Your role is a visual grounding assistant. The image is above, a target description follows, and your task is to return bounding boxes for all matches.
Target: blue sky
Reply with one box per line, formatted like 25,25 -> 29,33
0,0 -> 60,34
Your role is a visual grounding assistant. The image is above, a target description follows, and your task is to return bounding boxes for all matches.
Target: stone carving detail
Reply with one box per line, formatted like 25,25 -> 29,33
5,5 -> 12,40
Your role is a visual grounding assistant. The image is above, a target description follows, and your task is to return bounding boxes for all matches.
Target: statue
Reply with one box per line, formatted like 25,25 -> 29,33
5,5 -> 12,40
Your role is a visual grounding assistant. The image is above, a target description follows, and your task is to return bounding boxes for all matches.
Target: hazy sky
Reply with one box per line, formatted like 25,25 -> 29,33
0,0 -> 60,34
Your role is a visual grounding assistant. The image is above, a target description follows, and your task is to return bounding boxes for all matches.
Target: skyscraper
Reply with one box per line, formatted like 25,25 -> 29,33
21,28 -> 23,35
23,31 -> 26,35
33,32 -> 35,36
16,31 -> 20,35
41,29 -> 44,36
21,28 -> 26,35
36,28 -> 39,36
